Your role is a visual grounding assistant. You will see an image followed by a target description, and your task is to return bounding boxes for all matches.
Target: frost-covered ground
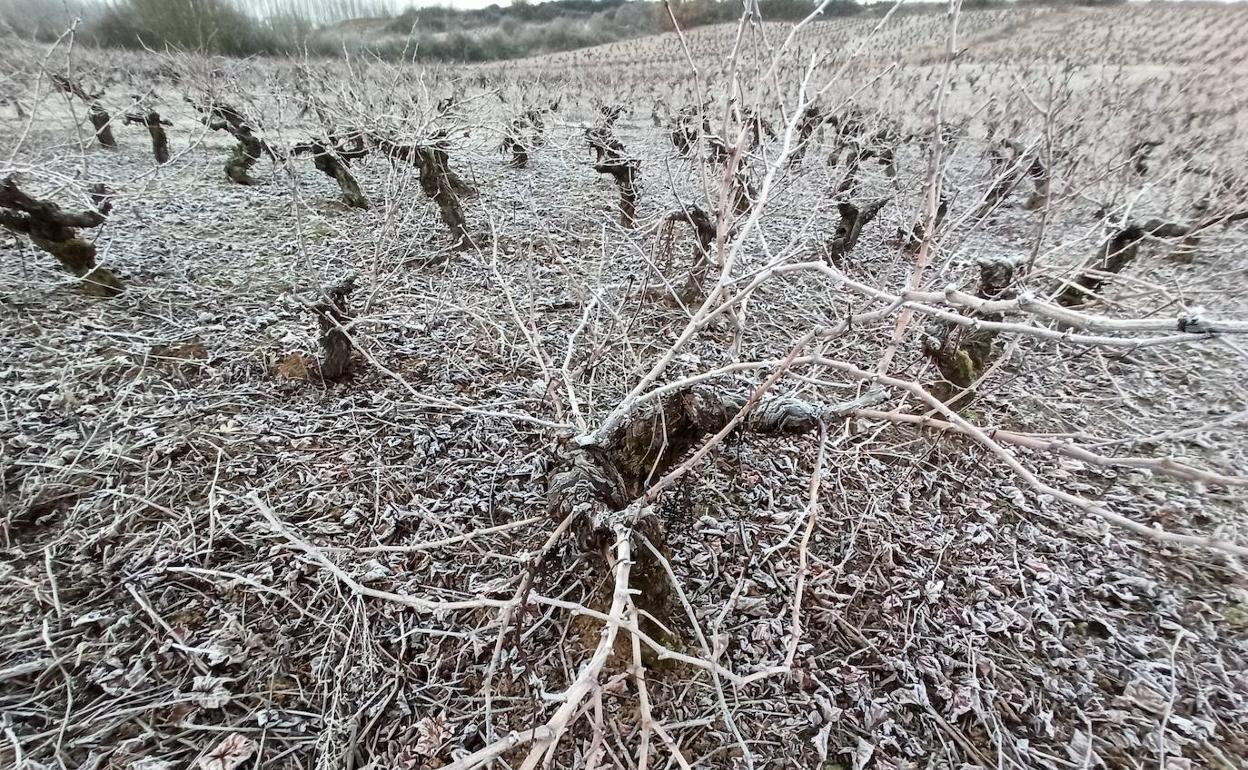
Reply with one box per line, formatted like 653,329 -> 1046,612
3,5 -> 1248,770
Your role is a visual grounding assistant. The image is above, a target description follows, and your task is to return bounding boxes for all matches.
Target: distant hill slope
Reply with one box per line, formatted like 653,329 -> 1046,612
7,0 -> 1237,66
486,2 -> 1248,74
324,0 -> 1226,66
337,0 -> 862,63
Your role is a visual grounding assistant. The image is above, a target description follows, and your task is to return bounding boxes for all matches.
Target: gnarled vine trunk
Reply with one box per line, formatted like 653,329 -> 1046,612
124,110 -> 172,164
372,135 -> 474,247
0,177 -> 123,296
293,140 -> 370,209
589,126 -> 641,228
924,256 -> 1017,402
827,197 -> 889,264
192,100 -> 277,185
547,387 -> 827,634
657,204 -> 716,304
88,105 -> 116,148
311,277 -> 357,382
1052,211 -> 1248,307
52,75 -> 114,148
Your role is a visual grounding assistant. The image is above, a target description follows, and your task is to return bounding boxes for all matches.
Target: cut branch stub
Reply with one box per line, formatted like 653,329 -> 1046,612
586,125 -> 616,164
50,73 -> 98,102
524,106 -> 549,146
827,111 -> 899,179
0,176 -> 123,296
311,276 -> 358,382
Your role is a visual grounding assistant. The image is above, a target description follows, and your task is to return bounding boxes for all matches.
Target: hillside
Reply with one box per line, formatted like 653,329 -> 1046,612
3,4 -> 1248,770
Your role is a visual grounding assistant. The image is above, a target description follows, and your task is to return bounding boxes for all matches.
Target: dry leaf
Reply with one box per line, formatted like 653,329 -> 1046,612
812,722 -> 832,761
190,675 -> 233,709
412,712 -> 450,757
198,734 -> 257,770
276,352 -> 311,380
851,736 -> 875,770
